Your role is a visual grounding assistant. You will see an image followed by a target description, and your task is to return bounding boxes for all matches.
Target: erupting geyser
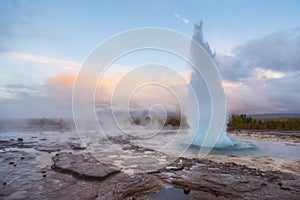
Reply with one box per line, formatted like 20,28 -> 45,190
188,21 -> 235,149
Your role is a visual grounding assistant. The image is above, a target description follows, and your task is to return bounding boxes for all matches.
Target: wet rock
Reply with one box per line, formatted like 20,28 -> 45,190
158,158 -> 300,199
97,173 -> 162,199
0,139 -> 36,149
0,132 -> 161,199
35,145 -> 61,152
261,183 -> 267,187
9,161 -> 14,165
266,172 -> 281,182
6,190 -> 28,200
164,158 -> 185,171
20,156 -> 25,160
0,130 -> 299,200
122,144 -> 155,153
69,143 -> 86,150
17,138 -> 23,142
51,152 -> 120,180
107,135 -> 131,144
108,135 -> 157,153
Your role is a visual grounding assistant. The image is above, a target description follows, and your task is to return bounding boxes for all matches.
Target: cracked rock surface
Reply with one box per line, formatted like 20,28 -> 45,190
0,130 -> 299,199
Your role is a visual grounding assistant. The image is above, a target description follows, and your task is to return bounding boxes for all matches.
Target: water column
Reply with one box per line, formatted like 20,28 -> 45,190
188,21 -> 234,148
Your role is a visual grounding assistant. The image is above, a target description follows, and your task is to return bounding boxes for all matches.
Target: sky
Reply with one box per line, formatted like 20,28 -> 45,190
0,0 -> 300,118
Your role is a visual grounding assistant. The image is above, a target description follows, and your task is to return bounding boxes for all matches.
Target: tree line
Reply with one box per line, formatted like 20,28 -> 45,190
227,114 -> 300,131
133,116 -> 188,128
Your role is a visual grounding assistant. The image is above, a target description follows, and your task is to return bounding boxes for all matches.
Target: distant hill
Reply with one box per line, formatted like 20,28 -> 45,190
249,113 -> 300,119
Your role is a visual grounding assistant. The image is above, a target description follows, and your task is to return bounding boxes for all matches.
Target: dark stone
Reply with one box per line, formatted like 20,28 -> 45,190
280,187 -> 291,191
41,170 -> 46,174
183,188 -> 191,194
20,157 -> 25,160
69,143 -> 86,150
17,138 -> 23,142
3,182 -> 6,185
9,161 -> 14,165
43,174 -> 46,178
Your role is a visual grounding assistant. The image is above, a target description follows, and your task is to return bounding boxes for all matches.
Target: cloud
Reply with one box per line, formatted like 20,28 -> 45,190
0,83 -> 43,99
217,28 -> 300,81
1,25 -> 299,117
0,67 -> 190,118
233,28 -> 300,72
0,82 -> 71,118
73,69 -> 189,108
1,51 -> 80,70
252,68 -> 285,79
216,54 -> 252,81
216,28 -> 300,114
47,73 -> 77,87
224,72 -> 300,114
174,13 -> 190,24
181,18 -> 189,24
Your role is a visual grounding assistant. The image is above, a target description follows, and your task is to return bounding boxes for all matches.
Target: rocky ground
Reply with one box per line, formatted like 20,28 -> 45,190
0,132 -> 299,199
228,131 -> 300,144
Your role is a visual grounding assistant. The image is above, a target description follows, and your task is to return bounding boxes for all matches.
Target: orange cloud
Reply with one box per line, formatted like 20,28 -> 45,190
46,70 -> 189,112
47,73 -> 77,86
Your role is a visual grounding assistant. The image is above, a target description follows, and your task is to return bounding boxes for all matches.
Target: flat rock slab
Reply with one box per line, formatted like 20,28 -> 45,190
1,133 -> 300,200
51,152 -> 120,180
157,157 -> 300,199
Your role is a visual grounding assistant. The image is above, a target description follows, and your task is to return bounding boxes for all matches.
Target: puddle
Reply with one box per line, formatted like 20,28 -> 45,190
37,153 -> 54,168
1,147 -> 38,154
148,186 -> 193,200
2,147 -> 56,169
